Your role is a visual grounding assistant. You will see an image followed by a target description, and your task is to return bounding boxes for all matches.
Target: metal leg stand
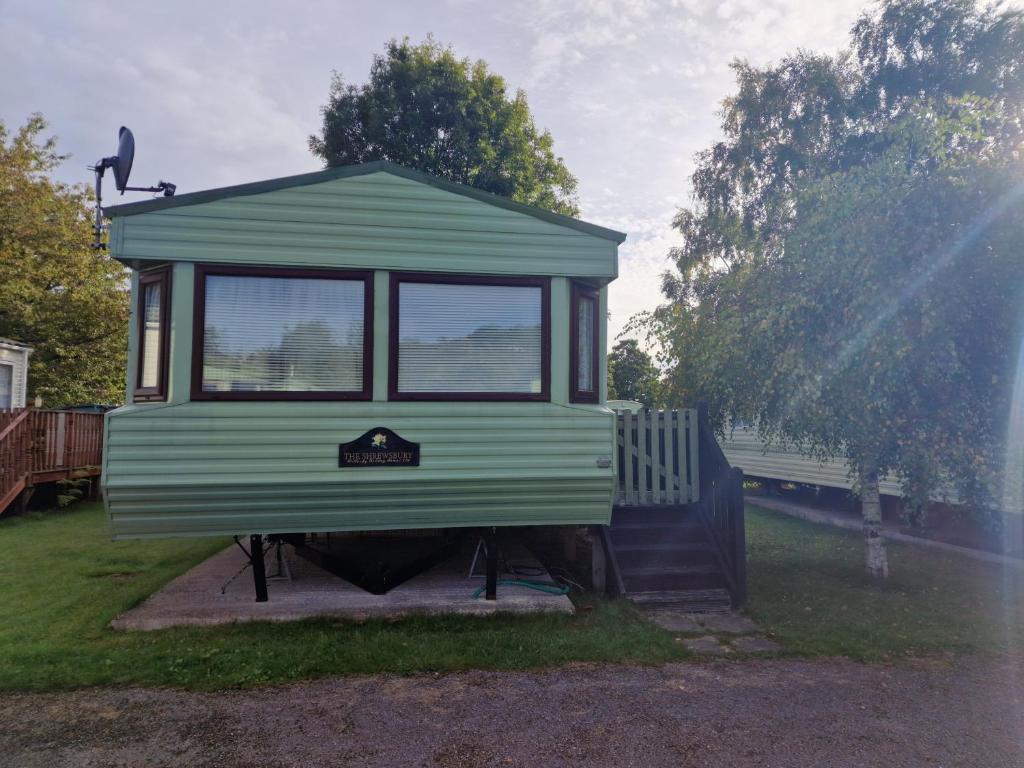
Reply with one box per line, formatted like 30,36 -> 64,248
251,534 -> 268,602
485,527 -> 498,601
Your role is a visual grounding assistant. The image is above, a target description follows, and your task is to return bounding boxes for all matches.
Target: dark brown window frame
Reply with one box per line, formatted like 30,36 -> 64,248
570,282 -> 600,404
134,265 -> 172,403
388,272 -> 551,402
191,264 -> 374,401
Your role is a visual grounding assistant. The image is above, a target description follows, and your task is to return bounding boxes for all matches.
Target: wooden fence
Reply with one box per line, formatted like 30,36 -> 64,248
614,408 -> 700,506
0,409 -> 105,514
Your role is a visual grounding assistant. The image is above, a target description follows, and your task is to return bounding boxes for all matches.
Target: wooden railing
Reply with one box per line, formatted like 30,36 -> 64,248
0,410 -> 34,513
694,403 -> 747,605
614,408 -> 701,505
0,409 -> 105,514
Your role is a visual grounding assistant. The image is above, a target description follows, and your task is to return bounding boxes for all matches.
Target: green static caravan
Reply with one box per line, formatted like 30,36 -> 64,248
101,161 -> 625,554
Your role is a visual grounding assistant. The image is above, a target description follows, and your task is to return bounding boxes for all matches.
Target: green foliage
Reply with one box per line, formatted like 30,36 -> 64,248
3,503 -> 1018,690
746,506 -> 1023,658
0,503 -> 683,691
0,115 -> 129,407
54,477 -> 90,508
607,339 -> 661,407
310,37 -> 579,216
638,0 -> 1024,517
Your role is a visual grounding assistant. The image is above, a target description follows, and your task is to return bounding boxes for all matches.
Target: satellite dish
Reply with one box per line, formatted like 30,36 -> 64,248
89,125 -> 176,250
112,127 -> 135,192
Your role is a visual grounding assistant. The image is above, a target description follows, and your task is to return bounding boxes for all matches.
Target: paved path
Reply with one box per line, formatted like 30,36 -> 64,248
752,496 -> 1024,570
2,657 -> 1021,767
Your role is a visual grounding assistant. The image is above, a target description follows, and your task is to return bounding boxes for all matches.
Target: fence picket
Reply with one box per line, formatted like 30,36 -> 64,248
687,409 -> 700,501
622,410 -> 633,506
636,410 -> 648,503
650,409 -> 662,504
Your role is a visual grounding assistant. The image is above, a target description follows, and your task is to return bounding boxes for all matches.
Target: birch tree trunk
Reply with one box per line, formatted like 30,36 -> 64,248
859,468 -> 889,578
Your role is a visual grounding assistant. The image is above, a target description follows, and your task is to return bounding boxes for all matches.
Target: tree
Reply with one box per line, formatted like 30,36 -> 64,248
608,339 -> 661,407
0,115 -> 129,407
639,0 -> 1024,577
310,37 -> 579,216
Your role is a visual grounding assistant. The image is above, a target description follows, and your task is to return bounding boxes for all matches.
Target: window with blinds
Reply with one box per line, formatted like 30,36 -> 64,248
392,276 -> 549,400
194,267 -> 371,400
571,283 -> 599,403
134,266 -> 170,402
140,282 -> 162,387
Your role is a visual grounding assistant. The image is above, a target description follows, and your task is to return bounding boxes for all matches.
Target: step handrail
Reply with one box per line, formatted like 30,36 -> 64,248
0,409 -> 33,513
694,403 -> 747,606
0,408 -> 31,443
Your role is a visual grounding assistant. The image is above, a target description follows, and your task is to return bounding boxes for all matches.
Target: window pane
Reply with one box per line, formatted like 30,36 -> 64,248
202,275 -> 365,393
398,282 -> 542,393
0,365 -> 11,410
140,281 -> 162,388
577,295 -> 595,392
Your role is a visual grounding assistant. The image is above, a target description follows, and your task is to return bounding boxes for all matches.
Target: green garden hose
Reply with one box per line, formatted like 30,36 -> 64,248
472,579 -> 570,599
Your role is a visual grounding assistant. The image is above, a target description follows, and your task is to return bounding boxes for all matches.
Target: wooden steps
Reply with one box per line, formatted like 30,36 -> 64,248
627,588 -> 733,613
0,476 -> 27,517
605,504 -> 735,611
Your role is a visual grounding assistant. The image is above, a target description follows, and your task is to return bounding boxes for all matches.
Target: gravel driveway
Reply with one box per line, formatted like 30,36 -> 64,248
2,657 -> 1021,767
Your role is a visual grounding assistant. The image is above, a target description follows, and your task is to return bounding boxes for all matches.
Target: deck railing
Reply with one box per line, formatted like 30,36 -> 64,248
0,409 -> 34,512
614,407 -> 701,505
0,409 -> 105,514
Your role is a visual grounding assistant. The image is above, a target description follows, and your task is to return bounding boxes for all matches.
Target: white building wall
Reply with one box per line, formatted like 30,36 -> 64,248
0,342 -> 32,410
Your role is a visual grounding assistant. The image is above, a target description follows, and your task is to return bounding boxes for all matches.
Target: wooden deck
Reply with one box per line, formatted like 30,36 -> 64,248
0,409 -> 104,515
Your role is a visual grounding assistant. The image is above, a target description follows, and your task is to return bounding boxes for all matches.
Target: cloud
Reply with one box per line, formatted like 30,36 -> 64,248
0,0 -> 874,351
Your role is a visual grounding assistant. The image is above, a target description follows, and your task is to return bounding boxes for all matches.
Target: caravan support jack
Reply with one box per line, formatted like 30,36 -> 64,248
251,534 -> 268,602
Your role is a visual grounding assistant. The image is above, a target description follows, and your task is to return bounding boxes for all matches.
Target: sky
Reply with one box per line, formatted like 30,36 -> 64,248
1,0 -> 874,346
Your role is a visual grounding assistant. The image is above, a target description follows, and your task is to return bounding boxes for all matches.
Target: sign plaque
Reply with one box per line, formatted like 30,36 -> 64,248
339,427 -> 420,468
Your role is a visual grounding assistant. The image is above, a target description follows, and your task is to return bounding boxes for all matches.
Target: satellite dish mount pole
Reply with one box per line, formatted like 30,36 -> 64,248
88,126 -> 175,250
89,155 -> 116,250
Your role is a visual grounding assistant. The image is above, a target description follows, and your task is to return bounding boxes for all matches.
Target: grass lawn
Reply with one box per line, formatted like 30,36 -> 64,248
2,501 -> 1021,691
745,505 -> 1024,659
0,503 -> 682,691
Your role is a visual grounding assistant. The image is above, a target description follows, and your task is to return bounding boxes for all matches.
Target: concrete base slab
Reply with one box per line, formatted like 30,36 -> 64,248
112,538 -> 573,631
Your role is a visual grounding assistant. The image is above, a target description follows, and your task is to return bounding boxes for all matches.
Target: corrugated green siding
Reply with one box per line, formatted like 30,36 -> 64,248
104,167 -> 620,538
105,402 -> 615,539
116,172 -> 616,278
722,426 -> 904,494
722,425 -> 1023,514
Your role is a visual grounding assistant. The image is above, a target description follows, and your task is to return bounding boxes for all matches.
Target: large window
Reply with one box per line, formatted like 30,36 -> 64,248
571,283 -> 599,403
134,266 -> 171,402
192,265 -> 373,400
389,273 -> 550,401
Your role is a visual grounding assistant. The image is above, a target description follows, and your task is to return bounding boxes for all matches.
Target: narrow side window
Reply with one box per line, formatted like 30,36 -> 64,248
570,283 -> 599,403
134,265 -> 171,402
